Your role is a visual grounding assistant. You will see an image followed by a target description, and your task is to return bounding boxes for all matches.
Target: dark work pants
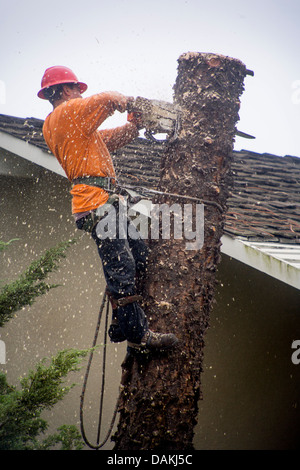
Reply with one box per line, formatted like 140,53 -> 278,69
76,202 -> 149,344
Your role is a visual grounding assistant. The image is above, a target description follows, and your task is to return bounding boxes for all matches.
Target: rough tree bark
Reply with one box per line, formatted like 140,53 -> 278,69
113,52 -> 248,450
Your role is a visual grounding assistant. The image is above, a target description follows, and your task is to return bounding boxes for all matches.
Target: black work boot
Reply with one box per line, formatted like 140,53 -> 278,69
142,330 -> 179,350
128,330 -> 179,352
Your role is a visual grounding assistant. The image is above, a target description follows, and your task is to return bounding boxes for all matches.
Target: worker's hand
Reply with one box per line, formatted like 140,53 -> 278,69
127,111 -> 144,130
115,95 -> 136,113
126,96 -> 134,105
110,93 -> 133,113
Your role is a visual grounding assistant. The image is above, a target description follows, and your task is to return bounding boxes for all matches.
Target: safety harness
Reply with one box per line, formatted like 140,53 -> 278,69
72,175 -> 224,212
73,176 -> 121,233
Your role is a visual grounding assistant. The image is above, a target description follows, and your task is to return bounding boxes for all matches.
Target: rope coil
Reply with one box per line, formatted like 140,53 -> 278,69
79,292 -> 119,450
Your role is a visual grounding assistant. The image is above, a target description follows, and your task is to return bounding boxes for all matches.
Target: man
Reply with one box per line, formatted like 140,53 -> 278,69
38,65 -> 178,353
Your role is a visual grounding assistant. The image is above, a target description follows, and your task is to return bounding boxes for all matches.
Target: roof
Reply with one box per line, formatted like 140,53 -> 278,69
0,114 -> 45,151
1,113 -> 299,289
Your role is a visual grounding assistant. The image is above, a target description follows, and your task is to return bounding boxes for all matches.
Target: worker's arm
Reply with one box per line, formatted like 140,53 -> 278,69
99,122 -> 139,152
68,92 -> 132,136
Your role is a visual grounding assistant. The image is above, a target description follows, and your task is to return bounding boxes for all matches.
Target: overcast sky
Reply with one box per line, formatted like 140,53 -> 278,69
1,0 -> 299,157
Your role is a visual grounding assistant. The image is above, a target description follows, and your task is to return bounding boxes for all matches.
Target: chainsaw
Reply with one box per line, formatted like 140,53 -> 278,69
127,96 -> 255,142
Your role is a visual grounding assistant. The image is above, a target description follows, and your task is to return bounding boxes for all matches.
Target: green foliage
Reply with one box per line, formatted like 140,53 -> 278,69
0,348 -> 89,450
0,239 -> 76,327
36,424 -> 84,450
0,238 -> 88,450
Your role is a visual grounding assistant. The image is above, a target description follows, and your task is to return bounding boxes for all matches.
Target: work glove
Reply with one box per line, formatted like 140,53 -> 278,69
127,111 -> 144,130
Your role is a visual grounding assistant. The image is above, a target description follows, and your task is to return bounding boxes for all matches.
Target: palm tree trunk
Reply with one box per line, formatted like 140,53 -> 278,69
113,52 -> 248,450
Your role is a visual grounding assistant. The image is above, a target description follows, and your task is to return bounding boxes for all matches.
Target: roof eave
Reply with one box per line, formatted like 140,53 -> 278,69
0,130 -> 66,178
221,234 -> 300,290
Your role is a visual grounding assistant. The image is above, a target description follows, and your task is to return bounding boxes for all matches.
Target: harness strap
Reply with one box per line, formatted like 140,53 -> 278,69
72,177 -> 223,212
72,176 -> 117,191
106,289 -> 143,309
116,294 -> 143,307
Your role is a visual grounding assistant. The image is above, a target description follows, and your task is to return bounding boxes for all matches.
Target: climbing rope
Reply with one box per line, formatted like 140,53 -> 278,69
79,291 -> 119,450
117,183 -> 224,213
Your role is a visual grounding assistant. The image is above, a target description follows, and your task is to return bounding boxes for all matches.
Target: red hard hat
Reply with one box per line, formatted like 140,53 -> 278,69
37,65 -> 88,99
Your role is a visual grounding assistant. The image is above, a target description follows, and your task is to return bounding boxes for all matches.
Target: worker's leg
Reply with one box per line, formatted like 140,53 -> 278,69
91,200 -> 148,344
127,227 -> 149,276
76,202 -> 178,351
93,198 -> 149,296
126,219 -> 149,296
102,214 -> 149,343
91,232 -> 148,343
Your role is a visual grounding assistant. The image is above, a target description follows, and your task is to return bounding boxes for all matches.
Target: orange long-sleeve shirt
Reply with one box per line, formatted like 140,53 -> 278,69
43,92 -> 138,214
